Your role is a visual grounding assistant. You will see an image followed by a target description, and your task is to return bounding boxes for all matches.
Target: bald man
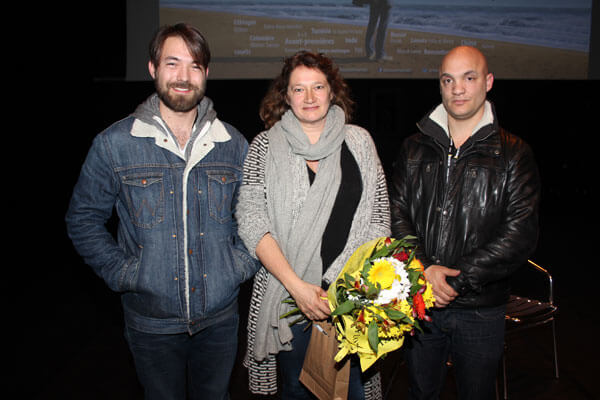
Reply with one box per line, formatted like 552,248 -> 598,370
390,46 -> 541,399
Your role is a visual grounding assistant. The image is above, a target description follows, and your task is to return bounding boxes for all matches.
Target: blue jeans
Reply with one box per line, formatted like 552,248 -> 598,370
124,313 -> 239,400
277,322 -> 366,400
404,305 -> 506,400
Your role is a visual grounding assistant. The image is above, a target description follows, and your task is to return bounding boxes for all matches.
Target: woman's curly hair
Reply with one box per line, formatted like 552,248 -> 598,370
259,51 -> 354,129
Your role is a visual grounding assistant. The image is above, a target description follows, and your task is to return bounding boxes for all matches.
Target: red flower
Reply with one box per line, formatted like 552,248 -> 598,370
384,237 -> 392,246
357,309 -> 365,323
394,250 -> 409,262
413,292 -> 426,319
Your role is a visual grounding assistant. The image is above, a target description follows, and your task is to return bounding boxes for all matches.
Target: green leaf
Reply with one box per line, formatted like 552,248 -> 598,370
385,308 -> 407,321
344,273 -> 356,288
332,299 -> 356,316
279,307 -> 301,319
336,286 -> 347,302
371,246 -> 391,259
367,321 -> 379,353
365,282 -> 380,299
288,315 -> 307,327
361,259 -> 373,281
406,250 -> 416,265
372,312 -> 385,322
413,319 -> 424,333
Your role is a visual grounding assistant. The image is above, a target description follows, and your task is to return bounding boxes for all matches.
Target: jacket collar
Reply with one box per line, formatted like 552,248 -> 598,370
129,94 -> 231,161
417,100 -> 499,148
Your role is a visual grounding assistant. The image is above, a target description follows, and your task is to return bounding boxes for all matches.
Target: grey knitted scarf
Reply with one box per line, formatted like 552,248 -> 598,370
255,105 -> 346,357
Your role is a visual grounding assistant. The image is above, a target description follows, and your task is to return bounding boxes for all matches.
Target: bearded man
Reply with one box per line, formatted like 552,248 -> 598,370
66,23 -> 258,400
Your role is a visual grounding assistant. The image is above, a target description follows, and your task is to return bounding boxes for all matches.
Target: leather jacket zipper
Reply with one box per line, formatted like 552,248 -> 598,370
446,137 -> 460,183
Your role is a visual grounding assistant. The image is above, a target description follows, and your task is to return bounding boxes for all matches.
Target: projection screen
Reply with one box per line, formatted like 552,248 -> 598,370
126,0 -> 593,80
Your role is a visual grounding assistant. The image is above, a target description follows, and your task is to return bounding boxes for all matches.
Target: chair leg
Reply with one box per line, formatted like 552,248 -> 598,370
494,353 -> 504,400
500,344 -> 508,400
495,377 -> 500,400
551,319 -> 559,379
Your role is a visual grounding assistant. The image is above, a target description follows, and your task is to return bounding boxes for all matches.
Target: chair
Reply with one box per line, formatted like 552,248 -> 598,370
499,260 -> 559,399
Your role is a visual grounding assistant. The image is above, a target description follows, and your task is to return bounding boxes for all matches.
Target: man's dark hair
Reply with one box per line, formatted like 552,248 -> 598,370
149,23 -> 211,69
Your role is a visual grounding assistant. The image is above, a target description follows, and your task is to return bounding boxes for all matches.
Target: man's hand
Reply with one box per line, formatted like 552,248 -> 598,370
424,265 -> 461,307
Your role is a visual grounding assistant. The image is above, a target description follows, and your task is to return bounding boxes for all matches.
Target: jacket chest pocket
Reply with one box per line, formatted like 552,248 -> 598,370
121,173 -> 165,229
407,159 -> 441,201
462,164 -> 506,209
207,171 -> 240,224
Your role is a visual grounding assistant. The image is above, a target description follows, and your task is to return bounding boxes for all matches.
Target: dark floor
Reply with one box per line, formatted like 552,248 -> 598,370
24,212 -> 598,400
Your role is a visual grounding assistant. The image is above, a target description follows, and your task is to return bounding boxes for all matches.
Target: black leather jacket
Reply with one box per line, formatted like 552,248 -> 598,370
390,103 -> 540,308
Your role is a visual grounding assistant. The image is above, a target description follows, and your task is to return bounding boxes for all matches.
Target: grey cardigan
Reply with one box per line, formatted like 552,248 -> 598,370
236,125 -> 390,397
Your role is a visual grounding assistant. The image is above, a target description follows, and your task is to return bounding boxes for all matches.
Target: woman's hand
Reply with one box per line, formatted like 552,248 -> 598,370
255,233 -> 330,321
287,279 -> 331,321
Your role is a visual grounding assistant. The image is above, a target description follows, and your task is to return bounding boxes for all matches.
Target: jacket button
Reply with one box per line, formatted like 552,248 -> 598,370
189,249 -> 193,255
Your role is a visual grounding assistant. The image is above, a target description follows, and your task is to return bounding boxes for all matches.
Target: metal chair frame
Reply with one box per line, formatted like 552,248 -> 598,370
499,259 -> 559,399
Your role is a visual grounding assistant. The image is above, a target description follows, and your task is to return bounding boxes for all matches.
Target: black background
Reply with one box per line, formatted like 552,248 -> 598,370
19,1 -> 598,398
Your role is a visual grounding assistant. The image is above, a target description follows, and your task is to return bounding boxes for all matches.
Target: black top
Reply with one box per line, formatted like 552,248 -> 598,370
307,142 -> 363,285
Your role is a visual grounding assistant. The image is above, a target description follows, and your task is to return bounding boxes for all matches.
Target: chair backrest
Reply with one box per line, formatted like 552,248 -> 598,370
505,260 -> 557,334
509,260 -> 554,305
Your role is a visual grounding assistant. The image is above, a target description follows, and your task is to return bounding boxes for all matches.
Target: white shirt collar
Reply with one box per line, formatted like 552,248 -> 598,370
429,100 -> 494,139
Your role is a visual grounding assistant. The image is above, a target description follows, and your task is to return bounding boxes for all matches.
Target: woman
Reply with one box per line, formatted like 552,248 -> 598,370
236,51 -> 390,400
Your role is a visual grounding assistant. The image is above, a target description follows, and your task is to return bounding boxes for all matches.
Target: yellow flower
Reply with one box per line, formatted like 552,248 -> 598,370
397,299 -> 414,317
408,257 -> 424,271
422,282 -> 435,308
328,237 -> 433,372
368,258 -> 396,289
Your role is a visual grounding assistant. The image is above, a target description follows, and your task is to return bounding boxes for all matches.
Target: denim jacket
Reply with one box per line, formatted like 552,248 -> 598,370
66,95 -> 259,335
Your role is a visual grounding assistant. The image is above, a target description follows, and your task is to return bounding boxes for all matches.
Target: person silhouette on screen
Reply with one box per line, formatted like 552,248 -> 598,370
363,0 -> 392,61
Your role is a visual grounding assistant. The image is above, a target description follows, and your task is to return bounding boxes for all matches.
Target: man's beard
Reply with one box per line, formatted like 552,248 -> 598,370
155,80 -> 206,113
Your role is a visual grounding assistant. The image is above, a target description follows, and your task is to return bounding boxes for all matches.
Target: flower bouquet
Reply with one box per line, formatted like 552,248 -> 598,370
327,236 -> 435,372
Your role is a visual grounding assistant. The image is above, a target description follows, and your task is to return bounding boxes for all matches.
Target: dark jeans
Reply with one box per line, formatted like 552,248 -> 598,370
277,322 -> 366,400
124,313 -> 239,400
404,305 -> 506,400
